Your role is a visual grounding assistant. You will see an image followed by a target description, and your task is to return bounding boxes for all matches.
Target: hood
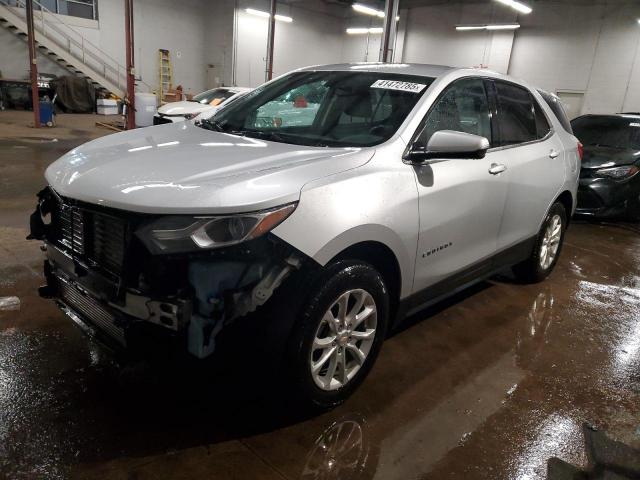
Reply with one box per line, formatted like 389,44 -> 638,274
581,145 -> 640,169
45,122 -> 373,214
157,101 -> 213,116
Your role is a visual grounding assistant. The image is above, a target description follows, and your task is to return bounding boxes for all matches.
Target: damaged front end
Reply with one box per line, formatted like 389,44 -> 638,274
29,187 -> 305,358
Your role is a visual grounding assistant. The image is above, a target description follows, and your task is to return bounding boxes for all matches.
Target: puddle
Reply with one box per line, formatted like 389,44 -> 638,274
0,296 -> 20,311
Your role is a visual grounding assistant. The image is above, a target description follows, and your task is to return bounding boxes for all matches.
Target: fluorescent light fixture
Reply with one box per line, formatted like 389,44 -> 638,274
245,8 -> 293,22
486,24 -> 521,30
245,8 -> 269,17
494,0 -> 532,14
456,25 -> 486,31
456,23 -> 520,31
352,3 -> 384,17
346,27 -> 383,34
637,18 -> 640,25
351,3 -> 399,20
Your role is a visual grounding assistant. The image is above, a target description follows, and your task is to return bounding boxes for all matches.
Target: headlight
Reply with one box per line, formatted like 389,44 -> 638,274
594,165 -> 639,180
136,203 -> 296,254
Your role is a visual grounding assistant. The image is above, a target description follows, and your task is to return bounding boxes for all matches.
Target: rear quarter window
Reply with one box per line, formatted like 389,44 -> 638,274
537,90 -> 573,134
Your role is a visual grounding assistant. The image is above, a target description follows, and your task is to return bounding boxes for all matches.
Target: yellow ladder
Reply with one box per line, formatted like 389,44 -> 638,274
158,49 -> 173,103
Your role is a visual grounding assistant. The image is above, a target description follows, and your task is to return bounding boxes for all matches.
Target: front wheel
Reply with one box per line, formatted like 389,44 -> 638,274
287,261 -> 389,408
513,202 -> 567,283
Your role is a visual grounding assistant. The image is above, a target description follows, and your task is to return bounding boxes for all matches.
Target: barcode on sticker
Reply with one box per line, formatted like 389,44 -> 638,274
371,80 -> 427,93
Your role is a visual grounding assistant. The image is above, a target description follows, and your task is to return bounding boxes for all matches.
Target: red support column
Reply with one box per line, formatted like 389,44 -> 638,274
265,0 -> 276,81
26,0 -> 40,128
124,0 -> 136,129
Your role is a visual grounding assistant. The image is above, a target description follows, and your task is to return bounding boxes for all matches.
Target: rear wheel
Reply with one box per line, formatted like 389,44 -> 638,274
287,261 -> 389,408
513,202 -> 567,283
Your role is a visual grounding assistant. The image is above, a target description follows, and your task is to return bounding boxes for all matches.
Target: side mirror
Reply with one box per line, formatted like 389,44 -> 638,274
404,130 -> 490,163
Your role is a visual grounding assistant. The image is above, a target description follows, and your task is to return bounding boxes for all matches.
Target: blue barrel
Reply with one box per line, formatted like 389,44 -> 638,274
39,99 -> 54,126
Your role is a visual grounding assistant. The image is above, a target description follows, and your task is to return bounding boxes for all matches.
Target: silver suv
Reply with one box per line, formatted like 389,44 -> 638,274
30,64 -> 580,406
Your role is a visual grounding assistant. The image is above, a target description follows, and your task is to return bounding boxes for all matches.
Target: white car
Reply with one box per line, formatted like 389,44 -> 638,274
153,86 -> 251,125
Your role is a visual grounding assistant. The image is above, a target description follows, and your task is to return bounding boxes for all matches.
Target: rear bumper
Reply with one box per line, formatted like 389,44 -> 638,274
576,175 -> 640,218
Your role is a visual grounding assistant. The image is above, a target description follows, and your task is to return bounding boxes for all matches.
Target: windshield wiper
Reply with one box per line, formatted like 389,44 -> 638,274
196,118 -> 226,132
241,130 -> 290,143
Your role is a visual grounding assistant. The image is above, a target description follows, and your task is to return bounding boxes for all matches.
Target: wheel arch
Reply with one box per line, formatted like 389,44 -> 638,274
329,241 -> 403,324
555,190 -> 574,223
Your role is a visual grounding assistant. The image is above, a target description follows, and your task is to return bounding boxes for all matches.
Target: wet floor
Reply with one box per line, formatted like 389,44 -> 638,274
1,125 -> 640,479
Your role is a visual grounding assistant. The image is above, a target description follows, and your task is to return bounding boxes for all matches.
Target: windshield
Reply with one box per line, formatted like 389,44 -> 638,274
192,88 -> 235,105
571,116 -> 640,150
198,71 -> 434,147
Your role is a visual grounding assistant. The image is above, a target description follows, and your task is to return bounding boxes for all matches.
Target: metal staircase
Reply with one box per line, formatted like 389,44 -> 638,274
0,0 -> 126,98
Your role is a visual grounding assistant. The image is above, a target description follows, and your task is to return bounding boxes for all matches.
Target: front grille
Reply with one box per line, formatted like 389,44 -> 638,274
52,195 -> 129,278
57,204 -> 85,255
85,211 -> 127,276
58,275 -> 126,345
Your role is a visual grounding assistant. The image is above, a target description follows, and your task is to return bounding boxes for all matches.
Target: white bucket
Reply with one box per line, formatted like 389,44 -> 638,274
135,92 -> 158,127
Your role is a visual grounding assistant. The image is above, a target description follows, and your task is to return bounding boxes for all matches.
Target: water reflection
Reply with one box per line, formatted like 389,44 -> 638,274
516,288 -> 556,368
300,414 -> 369,480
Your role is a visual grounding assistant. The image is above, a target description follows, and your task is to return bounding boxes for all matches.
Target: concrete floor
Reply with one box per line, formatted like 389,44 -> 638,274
1,110 -> 639,479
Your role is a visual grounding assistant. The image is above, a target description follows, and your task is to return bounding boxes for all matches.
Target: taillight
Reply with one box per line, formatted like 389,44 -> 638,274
577,142 -> 583,162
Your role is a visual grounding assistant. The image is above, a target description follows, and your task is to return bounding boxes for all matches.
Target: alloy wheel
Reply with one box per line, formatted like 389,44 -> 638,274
539,214 -> 562,270
310,289 -> 378,391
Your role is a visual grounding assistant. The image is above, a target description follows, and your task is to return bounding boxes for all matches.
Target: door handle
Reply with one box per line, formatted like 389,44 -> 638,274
488,163 -> 507,175
549,150 -> 560,159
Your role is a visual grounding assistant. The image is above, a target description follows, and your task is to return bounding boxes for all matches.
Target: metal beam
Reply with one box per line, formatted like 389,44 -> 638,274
379,0 -> 399,62
265,0 -> 276,82
26,0 -> 40,128
124,0 -> 136,129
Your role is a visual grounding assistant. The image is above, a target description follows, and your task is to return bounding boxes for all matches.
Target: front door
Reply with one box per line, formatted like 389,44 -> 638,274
411,77 -> 509,294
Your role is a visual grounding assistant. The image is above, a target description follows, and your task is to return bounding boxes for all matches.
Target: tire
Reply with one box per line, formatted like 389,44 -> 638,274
513,202 -> 567,283
287,260 -> 389,409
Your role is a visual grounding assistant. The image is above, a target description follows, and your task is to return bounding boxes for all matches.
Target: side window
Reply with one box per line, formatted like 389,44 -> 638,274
533,97 -> 551,139
495,82 -> 537,146
417,78 -> 492,146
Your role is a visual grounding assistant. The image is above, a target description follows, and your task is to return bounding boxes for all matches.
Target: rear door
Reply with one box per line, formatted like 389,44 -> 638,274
487,80 -> 565,251
411,77 -> 509,293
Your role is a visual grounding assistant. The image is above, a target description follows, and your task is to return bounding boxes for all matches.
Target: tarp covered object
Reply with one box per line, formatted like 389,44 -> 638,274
53,76 -> 96,113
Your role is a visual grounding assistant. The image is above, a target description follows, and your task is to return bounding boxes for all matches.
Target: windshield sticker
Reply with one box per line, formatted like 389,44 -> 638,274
371,79 -> 427,93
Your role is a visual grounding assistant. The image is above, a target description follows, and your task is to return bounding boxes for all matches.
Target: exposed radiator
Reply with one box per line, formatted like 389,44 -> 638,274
58,275 -> 126,345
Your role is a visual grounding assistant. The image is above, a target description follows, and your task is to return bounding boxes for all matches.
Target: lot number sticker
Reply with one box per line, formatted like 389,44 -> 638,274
371,79 -> 427,93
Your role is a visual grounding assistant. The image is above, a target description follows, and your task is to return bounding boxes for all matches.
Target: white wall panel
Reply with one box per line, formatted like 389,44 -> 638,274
235,1 -> 345,87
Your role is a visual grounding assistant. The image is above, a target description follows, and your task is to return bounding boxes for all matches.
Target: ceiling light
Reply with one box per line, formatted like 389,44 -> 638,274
346,27 -> 383,34
456,25 -> 486,31
245,8 -> 269,17
456,23 -> 520,31
352,3 -> 384,17
494,0 -> 532,14
486,24 -> 521,30
245,8 -> 293,22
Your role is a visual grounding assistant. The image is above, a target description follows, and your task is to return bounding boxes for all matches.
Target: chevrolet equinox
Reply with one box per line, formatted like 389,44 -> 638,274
29,64 -> 581,406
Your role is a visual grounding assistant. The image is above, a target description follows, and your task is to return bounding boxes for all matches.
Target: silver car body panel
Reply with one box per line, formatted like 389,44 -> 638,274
45,63 -> 580,302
